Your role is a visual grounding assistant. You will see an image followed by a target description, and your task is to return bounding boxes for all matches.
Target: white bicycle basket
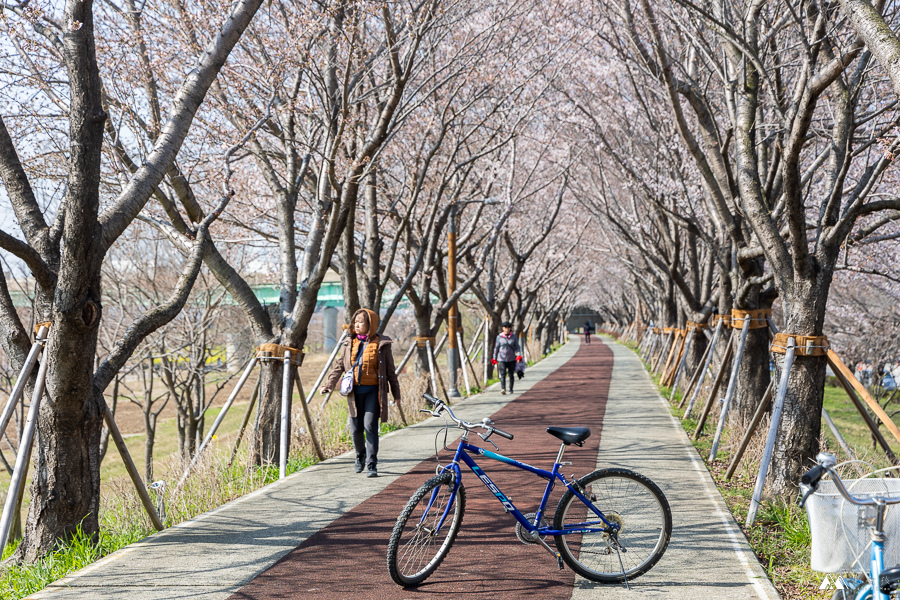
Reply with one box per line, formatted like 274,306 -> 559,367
805,478 -> 900,573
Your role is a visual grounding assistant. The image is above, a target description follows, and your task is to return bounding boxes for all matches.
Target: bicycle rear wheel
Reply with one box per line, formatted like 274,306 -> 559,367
387,471 -> 465,587
554,468 -> 671,582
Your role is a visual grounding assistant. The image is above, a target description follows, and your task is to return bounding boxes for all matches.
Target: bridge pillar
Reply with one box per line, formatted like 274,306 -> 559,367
324,306 -> 339,352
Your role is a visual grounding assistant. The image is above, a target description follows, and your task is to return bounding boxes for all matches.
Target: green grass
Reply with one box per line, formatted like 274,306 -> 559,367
0,524 -> 148,599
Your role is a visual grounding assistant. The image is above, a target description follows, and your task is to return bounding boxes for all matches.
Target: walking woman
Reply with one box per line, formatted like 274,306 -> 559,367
321,309 -> 401,477
491,321 -> 521,395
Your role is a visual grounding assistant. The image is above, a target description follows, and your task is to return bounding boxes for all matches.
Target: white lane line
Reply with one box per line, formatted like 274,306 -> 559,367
648,370 -> 778,600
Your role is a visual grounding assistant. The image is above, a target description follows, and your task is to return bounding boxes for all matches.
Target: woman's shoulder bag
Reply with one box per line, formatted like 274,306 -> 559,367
339,339 -> 369,396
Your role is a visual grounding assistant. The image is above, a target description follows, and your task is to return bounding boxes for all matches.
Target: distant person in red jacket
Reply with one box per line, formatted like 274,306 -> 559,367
492,321 -> 521,395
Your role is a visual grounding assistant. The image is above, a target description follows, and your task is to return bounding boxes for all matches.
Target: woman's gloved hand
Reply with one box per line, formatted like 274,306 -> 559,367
491,359 -> 498,365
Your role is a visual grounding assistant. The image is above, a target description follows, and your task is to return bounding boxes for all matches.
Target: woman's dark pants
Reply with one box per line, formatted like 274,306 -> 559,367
349,385 -> 379,468
499,360 -> 517,392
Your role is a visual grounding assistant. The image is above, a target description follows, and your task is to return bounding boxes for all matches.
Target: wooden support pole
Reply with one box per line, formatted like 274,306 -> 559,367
432,345 -> 451,401
457,331 -> 471,397
747,338 -> 796,527
660,331 -> 683,383
1,338 -> 58,551
101,396 -> 165,530
306,329 -> 348,402
294,371 -> 325,460
827,349 -> 900,446
644,331 -> 660,363
662,332 -> 686,387
670,328 -> 696,399
425,339 -> 441,399
0,326 -> 47,439
724,380 -> 774,480
679,337 -> 712,409
645,329 -> 660,359
653,332 -> 673,374
462,336 -> 482,389
638,329 -> 652,356
466,319 -> 486,361
651,332 -> 671,374
228,375 -> 260,468
683,319 -> 724,415
483,321 -> 490,384
434,331 -> 449,356
692,338 -> 734,438
831,361 -> 898,464
396,342 -> 417,374
180,357 -> 258,487
709,318 -> 752,461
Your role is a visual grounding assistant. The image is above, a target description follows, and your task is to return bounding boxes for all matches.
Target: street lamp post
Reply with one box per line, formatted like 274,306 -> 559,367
447,203 -> 462,398
447,198 -> 498,399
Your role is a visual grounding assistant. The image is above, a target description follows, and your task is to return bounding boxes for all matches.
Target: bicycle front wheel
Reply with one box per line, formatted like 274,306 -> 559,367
554,468 -> 671,582
387,471 -> 466,587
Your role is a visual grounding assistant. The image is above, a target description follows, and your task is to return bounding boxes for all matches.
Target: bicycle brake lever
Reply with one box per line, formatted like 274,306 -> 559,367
478,431 -> 500,451
798,484 -> 815,508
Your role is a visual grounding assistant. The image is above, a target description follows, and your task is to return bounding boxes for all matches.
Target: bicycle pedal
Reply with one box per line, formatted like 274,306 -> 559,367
556,555 -> 565,570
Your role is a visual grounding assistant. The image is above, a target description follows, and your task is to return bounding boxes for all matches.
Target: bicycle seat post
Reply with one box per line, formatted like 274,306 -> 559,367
555,443 -> 566,466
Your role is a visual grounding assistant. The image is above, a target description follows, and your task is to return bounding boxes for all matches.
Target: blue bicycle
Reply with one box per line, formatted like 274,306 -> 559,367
386,393 -> 672,587
801,452 -> 900,599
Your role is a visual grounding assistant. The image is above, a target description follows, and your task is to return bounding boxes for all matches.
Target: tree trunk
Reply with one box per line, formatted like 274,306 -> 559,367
253,359 -> 287,466
768,275 -> 834,497
340,197 -> 361,317
732,327 -> 771,428
768,351 -> 826,497
686,332 -> 707,374
22,310 -> 104,561
413,304 -> 434,375
485,320 -> 500,380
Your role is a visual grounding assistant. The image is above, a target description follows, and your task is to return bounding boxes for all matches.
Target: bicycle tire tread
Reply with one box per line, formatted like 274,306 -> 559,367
386,471 -> 465,587
553,467 -> 672,583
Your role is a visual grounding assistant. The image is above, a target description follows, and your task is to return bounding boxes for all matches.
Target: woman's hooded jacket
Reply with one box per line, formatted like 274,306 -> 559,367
323,308 -> 401,419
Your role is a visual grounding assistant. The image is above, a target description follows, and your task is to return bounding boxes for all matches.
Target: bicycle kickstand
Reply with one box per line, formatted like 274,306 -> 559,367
536,536 -> 565,570
614,545 -> 630,590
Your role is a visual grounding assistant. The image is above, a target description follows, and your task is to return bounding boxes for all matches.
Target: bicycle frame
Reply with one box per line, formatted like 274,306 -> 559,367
835,537 -> 888,600
424,435 -> 618,538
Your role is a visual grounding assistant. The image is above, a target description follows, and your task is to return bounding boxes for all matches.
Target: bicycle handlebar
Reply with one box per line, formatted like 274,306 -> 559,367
799,452 -> 900,509
421,393 -> 514,441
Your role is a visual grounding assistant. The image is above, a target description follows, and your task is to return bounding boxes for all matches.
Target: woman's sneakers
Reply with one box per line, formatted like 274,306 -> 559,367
500,389 -> 507,395
354,459 -> 364,473
367,465 -> 378,478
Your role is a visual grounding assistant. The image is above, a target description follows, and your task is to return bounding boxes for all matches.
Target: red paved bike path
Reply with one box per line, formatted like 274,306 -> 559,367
229,340 -> 613,599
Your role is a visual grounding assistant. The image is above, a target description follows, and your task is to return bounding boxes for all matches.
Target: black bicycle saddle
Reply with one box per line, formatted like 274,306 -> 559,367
546,427 -> 591,446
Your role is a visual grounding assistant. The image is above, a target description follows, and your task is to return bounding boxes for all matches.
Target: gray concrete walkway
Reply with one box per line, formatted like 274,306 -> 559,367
571,338 -> 780,600
29,337 -> 780,599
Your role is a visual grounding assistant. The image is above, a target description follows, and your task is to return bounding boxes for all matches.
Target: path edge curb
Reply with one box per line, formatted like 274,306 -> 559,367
606,336 -> 782,600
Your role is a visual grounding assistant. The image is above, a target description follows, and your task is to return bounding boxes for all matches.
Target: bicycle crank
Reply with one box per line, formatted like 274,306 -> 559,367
515,513 -> 565,570
515,513 -> 549,544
